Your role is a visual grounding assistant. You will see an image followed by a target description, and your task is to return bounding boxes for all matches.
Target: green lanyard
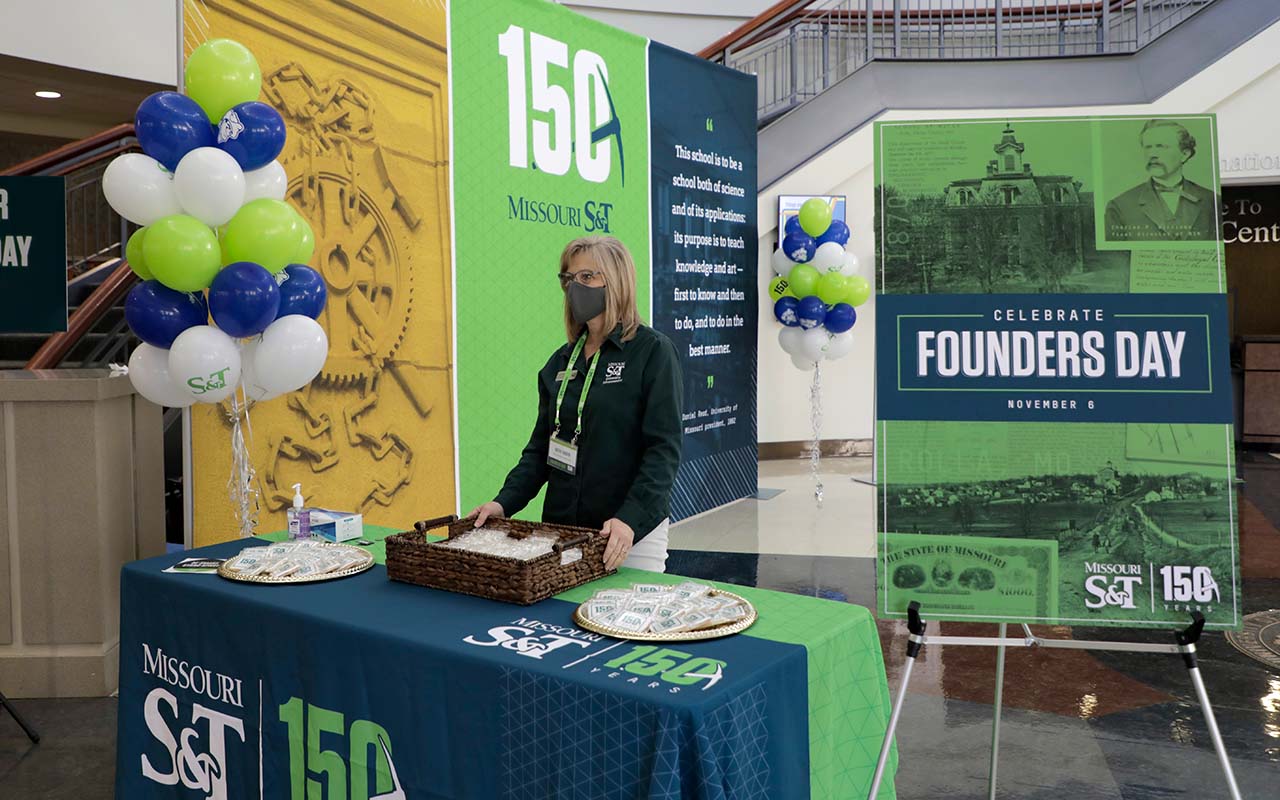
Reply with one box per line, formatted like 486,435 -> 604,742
553,335 -> 601,444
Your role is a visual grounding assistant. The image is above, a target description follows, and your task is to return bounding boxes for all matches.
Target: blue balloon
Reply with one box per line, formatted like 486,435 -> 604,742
782,230 -> 817,263
825,302 -> 857,333
216,102 -> 286,171
276,264 -> 327,320
817,219 -> 851,247
797,295 -> 827,330
135,92 -> 216,172
784,215 -> 803,237
774,296 -> 801,328
209,262 -> 281,338
125,281 -> 208,349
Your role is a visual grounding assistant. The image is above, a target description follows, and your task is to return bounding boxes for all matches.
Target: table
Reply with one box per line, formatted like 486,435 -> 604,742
115,529 -> 897,799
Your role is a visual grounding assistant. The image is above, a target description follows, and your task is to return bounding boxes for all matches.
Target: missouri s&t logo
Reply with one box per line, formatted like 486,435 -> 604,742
463,617 -> 604,660
1084,562 -> 1143,610
139,644 -> 246,800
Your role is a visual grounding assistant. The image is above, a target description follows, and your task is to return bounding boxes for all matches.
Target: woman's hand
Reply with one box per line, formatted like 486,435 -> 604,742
600,518 -> 634,570
469,501 -> 505,528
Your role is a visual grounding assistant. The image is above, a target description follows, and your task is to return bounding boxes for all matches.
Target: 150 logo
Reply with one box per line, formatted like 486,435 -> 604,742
1159,565 -> 1221,604
278,697 -> 402,800
498,25 -> 623,185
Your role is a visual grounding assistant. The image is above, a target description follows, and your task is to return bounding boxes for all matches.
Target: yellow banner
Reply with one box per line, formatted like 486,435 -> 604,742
185,0 -> 454,544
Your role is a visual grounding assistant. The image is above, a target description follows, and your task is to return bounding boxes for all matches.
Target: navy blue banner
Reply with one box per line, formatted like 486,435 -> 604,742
876,293 -> 1231,423
647,42 -> 759,521
0,177 -> 66,333
117,542 -> 808,799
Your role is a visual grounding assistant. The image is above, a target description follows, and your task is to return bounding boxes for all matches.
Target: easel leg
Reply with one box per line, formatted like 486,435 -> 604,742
0,691 -> 40,744
1176,613 -> 1242,800
868,602 -> 925,800
988,623 -> 1007,800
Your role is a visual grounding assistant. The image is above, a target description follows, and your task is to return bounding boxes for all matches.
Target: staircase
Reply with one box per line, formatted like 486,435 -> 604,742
0,125 -> 140,369
703,0 -> 1280,192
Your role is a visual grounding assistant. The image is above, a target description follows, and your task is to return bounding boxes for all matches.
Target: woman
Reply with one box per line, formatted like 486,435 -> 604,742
470,236 -> 683,572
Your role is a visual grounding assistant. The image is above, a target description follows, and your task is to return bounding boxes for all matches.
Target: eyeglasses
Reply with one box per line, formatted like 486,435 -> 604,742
558,270 -> 606,288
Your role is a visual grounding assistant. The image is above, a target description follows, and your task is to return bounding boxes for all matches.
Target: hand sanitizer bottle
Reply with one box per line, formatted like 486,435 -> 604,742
288,483 -> 311,540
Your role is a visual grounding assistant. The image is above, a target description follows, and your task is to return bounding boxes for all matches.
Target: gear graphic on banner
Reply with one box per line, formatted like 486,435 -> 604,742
264,63 -> 419,387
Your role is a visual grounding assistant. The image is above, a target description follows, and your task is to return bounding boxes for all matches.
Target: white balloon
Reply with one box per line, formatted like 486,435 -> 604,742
127,344 -> 197,408
243,160 -> 288,203
812,241 -> 845,272
174,147 -> 246,227
824,331 -> 856,360
238,338 -> 282,402
791,354 -> 817,371
840,251 -> 862,278
167,325 -> 242,404
102,153 -> 182,225
778,326 -> 806,356
800,328 -> 829,361
254,315 -> 329,395
771,247 -> 794,277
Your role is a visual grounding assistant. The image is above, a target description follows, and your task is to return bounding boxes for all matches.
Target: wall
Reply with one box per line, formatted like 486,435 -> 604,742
756,17 -> 1280,443
0,0 -> 177,85
562,0 -> 771,53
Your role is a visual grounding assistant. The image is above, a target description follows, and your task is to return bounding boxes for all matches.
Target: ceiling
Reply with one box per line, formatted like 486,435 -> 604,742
0,54 -> 169,141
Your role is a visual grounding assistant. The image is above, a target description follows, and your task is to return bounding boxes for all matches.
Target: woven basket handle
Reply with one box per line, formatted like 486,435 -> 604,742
413,515 -> 458,536
553,533 -> 590,553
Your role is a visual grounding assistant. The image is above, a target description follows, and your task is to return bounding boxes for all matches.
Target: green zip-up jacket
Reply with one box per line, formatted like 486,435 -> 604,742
494,324 -> 683,541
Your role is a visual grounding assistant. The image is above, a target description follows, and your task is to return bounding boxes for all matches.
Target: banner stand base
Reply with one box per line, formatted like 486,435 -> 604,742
866,602 -> 1242,800
0,689 -> 39,743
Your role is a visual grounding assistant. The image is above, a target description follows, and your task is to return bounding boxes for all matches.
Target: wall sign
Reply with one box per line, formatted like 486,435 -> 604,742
0,176 -> 66,333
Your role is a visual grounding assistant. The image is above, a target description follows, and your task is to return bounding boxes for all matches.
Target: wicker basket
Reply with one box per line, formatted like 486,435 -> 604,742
385,514 -> 613,605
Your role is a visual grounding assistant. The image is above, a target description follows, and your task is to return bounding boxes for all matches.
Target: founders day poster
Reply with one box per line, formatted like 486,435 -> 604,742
875,116 -> 1239,629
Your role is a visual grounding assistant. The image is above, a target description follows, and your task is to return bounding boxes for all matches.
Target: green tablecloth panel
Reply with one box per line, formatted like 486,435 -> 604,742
259,526 -> 897,799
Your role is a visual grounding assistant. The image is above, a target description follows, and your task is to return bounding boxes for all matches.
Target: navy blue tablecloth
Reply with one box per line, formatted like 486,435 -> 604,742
115,541 -> 811,799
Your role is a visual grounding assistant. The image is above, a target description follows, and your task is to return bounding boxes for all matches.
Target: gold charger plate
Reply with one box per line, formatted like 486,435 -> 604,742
217,543 -> 375,585
573,590 -> 757,641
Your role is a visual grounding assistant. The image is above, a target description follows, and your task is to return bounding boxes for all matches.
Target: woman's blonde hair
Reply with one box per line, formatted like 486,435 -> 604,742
559,236 -> 642,343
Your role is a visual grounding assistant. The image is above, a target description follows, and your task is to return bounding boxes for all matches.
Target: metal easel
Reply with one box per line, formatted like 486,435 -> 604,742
867,602 -> 1242,800
0,690 -> 40,743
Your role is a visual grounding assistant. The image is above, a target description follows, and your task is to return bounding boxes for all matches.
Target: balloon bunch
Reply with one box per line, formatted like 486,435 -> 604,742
108,39 -> 329,409
769,198 -> 872,370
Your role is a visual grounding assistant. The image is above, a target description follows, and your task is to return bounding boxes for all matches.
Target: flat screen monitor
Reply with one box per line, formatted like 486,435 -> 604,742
778,195 -> 846,238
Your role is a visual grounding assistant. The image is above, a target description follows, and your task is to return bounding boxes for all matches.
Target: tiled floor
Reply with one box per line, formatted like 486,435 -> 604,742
3,455 -> 1278,798
666,455 -> 1280,799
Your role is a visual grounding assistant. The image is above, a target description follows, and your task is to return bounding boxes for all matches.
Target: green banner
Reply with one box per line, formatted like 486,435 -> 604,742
875,116 -> 1240,629
451,0 -> 650,516
0,177 -> 66,333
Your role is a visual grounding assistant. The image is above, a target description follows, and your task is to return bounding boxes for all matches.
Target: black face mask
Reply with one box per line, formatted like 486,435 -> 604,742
567,282 -> 607,325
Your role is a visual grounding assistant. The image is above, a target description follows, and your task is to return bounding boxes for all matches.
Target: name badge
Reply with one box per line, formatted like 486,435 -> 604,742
554,369 -> 578,382
548,436 -> 579,474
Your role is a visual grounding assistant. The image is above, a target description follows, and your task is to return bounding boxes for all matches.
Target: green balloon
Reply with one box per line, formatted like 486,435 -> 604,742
222,199 -> 303,273
125,227 -> 153,280
816,271 -> 848,306
799,197 -> 833,238
844,274 -> 872,307
143,215 -> 221,292
185,39 -> 262,123
293,210 -> 315,264
787,263 -> 821,298
768,275 -> 793,302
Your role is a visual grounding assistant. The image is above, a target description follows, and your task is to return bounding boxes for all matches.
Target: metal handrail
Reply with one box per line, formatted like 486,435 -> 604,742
709,0 -> 1217,121
1,124 -> 137,177
26,259 -> 138,370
